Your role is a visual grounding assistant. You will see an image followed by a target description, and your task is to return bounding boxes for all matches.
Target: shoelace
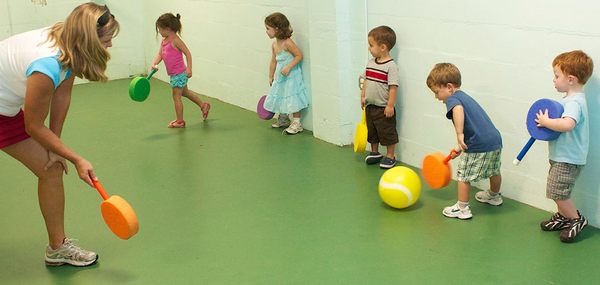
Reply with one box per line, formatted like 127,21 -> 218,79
61,238 -> 89,259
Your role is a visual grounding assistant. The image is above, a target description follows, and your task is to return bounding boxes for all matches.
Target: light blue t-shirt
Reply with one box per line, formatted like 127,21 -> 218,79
26,55 -> 71,89
549,93 -> 588,165
445,90 -> 502,153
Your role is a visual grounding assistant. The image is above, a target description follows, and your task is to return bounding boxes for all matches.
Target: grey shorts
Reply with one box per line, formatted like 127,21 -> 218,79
546,160 -> 583,200
456,149 -> 502,183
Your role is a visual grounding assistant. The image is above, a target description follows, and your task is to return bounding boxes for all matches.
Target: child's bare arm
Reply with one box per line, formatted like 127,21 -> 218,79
174,38 -> 193,77
361,80 -> 366,109
535,110 -> 576,132
452,105 -> 468,150
150,47 -> 162,69
269,43 -> 276,85
384,85 -> 398,117
281,39 -> 302,76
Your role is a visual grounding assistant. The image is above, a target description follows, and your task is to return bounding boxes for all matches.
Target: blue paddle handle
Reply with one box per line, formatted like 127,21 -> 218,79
513,137 -> 536,166
147,68 -> 157,79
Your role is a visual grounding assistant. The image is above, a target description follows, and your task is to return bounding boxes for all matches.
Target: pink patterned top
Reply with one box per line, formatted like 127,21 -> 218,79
161,39 -> 186,75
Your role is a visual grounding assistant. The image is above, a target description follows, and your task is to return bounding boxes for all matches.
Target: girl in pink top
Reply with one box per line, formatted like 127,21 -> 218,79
151,13 -> 210,128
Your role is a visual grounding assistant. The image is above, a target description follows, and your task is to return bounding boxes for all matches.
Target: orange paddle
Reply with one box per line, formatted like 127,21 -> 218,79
92,180 -> 139,240
421,149 -> 461,189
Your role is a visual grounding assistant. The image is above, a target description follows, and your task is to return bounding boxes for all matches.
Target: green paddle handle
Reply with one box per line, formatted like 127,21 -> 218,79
147,68 -> 157,79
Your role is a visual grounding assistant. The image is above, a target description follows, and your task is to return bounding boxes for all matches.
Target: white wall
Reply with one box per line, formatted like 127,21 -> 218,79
367,0 -> 600,225
4,0 -> 600,225
141,0 -> 315,132
1,0 -> 145,81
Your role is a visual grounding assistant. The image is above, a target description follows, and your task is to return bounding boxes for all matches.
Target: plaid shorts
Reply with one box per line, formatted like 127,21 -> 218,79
546,160 -> 583,200
169,72 -> 188,88
456,149 -> 502,183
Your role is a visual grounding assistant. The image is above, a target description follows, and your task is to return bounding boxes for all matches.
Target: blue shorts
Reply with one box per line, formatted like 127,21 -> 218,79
170,72 -> 188,88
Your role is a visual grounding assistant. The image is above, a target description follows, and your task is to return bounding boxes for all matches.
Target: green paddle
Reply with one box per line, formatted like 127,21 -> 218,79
128,69 -> 157,102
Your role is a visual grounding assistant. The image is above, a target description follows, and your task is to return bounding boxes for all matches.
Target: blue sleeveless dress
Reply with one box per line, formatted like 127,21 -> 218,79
263,50 -> 309,114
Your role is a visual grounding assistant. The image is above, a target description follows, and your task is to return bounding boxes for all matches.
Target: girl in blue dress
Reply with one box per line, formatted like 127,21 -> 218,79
263,12 -> 309,134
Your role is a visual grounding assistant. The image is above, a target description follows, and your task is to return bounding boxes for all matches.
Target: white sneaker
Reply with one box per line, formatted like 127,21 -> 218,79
284,121 -> 304,134
442,202 -> 473,220
271,115 -> 290,128
45,238 -> 98,267
475,190 -> 503,206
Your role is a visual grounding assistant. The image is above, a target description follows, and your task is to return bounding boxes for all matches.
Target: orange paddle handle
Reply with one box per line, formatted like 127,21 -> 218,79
443,149 -> 461,164
92,180 -> 110,201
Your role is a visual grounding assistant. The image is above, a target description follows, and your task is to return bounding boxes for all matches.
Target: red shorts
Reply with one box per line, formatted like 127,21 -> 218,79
0,110 -> 30,148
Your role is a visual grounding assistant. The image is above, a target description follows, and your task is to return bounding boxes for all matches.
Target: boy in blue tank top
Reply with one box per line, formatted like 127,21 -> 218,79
536,50 -> 593,243
426,63 -> 503,220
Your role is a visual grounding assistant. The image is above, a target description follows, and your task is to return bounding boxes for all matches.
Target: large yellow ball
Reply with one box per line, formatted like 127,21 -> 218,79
378,166 -> 421,209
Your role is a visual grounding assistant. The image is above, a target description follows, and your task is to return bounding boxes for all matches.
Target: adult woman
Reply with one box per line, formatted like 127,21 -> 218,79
0,2 -> 119,266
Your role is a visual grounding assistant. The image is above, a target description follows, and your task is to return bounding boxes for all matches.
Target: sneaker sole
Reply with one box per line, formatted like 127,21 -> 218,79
365,154 -> 383,164
379,164 -> 395,169
45,255 -> 99,267
443,212 -> 473,220
284,129 -> 303,135
475,197 -> 503,206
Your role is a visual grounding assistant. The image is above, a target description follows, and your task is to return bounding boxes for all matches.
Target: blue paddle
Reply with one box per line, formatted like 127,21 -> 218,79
513,99 -> 563,165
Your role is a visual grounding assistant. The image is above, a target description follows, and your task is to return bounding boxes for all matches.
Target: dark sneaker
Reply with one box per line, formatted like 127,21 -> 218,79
365,152 -> 383,165
560,212 -> 587,243
379,157 -> 396,169
540,212 -> 570,231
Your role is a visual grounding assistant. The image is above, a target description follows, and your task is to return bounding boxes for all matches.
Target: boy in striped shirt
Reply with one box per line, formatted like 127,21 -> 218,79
361,26 -> 399,169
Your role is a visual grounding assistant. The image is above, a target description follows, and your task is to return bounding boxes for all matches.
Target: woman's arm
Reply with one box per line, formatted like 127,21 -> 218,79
49,76 -> 74,137
24,73 -> 95,186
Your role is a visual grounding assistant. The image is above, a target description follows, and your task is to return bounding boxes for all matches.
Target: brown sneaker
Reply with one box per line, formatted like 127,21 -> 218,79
540,212 -> 570,231
559,212 -> 588,243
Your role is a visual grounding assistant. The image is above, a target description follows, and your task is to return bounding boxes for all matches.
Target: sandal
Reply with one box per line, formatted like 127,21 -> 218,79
167,120 -> 186,128
201,102 -> 211,120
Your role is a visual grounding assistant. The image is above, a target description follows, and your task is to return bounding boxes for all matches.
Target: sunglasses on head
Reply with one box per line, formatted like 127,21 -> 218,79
96,5 -> 114,29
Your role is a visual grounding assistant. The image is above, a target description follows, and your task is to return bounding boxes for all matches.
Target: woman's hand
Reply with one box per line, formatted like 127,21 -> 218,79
74,158 -> 96,187
281,66 -> 290,76
44,151 -> 68,174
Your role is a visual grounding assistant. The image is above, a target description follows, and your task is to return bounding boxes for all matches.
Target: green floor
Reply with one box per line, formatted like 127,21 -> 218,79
2,79 -> 600,284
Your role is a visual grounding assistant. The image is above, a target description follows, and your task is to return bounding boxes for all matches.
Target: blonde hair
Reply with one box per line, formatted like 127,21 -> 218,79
426,63 -> 462,89
47,2 -> 120,82
553,50 -> 594,85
